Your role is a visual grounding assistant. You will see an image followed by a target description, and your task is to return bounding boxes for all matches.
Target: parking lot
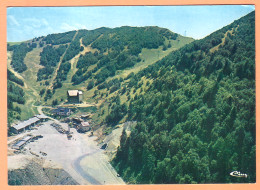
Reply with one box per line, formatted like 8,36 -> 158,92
8,119 -> 124,185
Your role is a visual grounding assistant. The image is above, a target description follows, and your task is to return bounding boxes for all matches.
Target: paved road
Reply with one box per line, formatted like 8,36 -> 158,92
73,151 -> 102,185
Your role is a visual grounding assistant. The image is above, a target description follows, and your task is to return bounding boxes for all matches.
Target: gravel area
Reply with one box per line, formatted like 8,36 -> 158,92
8,119 -> 124,185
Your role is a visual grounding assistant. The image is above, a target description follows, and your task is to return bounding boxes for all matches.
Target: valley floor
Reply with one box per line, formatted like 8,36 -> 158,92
8,119 -> 125,185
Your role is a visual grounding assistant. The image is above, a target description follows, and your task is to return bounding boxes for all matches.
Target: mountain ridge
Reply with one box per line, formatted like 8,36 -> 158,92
7,25 -> 194,124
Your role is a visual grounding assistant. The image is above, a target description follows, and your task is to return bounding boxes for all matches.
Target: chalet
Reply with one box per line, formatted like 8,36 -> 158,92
67,90 -> 83,103
52,107 -> 72,116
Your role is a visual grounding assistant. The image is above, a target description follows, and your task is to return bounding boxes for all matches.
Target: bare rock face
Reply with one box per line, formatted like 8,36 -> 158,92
103,121 -> 136,161
8,159 -> 78,185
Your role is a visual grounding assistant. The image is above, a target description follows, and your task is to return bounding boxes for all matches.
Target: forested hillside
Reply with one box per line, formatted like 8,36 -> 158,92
7,43 -> 35,73
107,11 -> 255,183
7,26 -> 193,108
37,26 -> 183,89
7,69 -> 26,129
70,26 -> 180,86
37,45 -> 67,81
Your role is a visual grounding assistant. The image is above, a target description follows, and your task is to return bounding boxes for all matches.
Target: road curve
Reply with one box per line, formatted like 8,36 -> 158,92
72,150 -> 102,185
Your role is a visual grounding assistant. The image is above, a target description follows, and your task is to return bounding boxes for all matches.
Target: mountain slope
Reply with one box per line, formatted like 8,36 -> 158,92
7,26 -> 193,111
107,11 -> 255,184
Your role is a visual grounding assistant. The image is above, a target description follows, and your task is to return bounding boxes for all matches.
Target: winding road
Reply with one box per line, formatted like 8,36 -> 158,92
73,151 -> 102,185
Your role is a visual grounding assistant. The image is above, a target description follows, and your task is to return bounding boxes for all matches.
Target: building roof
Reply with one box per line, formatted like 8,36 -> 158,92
68,90 -> 83,96
81,114 -> 90,118
13,117 -> 40,131
68,90 -> 79,96
13,140 -> 26,148
36,114 -> 49,119
81,122 -> 90,127
22,136 -> 32,142
12,136 -> 32,149
53,107 -> 71,113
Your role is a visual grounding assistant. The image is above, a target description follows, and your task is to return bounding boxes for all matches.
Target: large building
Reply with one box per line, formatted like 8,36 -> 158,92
67,90 -> 83,103
10,114 -> 49,134
11,117 -> 40,134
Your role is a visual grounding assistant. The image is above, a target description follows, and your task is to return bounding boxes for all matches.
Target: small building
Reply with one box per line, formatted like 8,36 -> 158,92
81,122 -> 90,128
67,90 -> 83,103
77,121 -> 91,133
11,117 -> 40,134
12,136 -> 32,150
12,140 -> 27,150
52,107 -> 72,116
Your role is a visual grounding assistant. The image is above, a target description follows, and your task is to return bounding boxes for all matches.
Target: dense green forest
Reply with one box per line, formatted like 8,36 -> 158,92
108,11 -> 255,183
8,43 -> 33,73
37,45 -> 67,81
7,69 -> 24,86
43,31 -> 76,45
7,69 -> 26,127
91,26 -> 177,54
